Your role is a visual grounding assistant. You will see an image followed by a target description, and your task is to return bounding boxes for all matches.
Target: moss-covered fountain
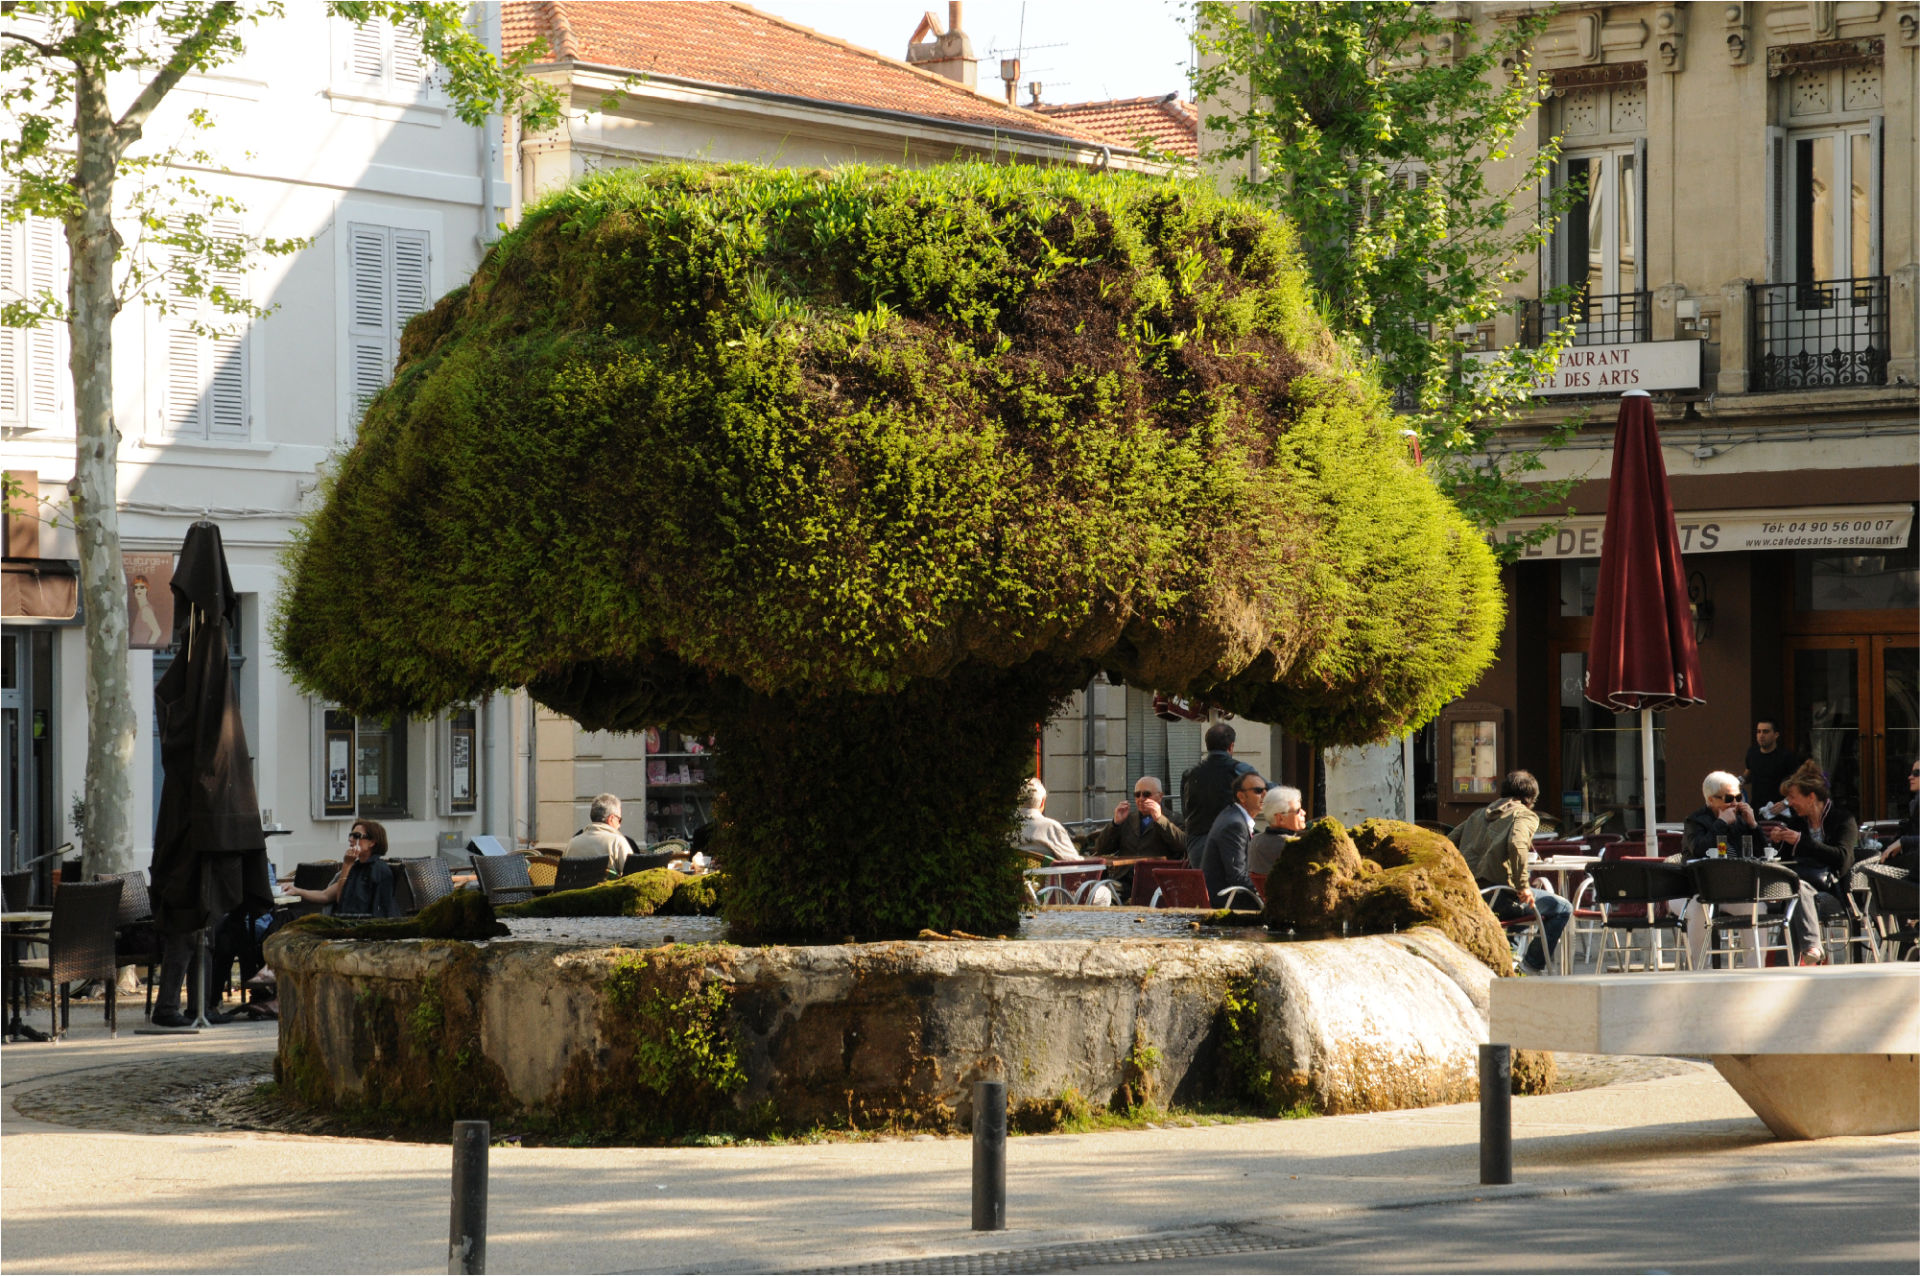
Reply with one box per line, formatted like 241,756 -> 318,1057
268,163 -> 1537,1138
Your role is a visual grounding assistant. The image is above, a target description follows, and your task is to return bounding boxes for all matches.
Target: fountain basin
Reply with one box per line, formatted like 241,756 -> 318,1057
267,919 -> 1513,1137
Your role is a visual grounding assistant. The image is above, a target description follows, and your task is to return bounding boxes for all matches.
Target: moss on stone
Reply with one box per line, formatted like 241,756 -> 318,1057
286,890 -> 507,940
498,868 -> 680,918
662,872 -> 725,916
1260,817 -> 1512,976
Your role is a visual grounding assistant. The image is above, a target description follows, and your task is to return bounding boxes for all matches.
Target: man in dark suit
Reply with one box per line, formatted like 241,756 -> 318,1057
1093,775 -> 1189,860
1200,771 -> 1268,907
1182,722 -> 1256,865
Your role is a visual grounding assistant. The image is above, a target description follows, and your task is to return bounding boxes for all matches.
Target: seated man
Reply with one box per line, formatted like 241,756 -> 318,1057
1093,776 -> 1188,860
1454,770 -> 1569,974
1199,771 -> 1267,907
1247,784 -> 1306,878
567,793 -> 631,876
1014,778 -> 1081,862
1680,770 -> 1824,967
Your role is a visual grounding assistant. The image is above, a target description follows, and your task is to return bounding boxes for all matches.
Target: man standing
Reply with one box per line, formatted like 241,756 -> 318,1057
1181,722 -> 1256,864
1742,719 -> 1805,810
567,793 -> 631,875
1094,776 -> 1188,860
1454,770 -> 1569,974
1200,772 -> 1268,907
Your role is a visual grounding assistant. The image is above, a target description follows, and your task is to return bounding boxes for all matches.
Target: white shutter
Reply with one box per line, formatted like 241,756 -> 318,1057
350,23 -> 383,78
391,25 -> 425,90
1765,126 -> 1786,284
391,229 -> 429,332
1632,135 -> 1648,293
159,216 -> 249,440
1544,155 -> 1569,291
23,217 -> 60,422
0,219 -> 23,429
207,218 -> 247,437
164,327 -> 203,436
347,223 -> 391,422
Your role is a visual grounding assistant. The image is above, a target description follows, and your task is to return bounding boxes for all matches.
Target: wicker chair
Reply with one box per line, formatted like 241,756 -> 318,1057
525,854 -> 561,890
552,855 -> 610,893
400,858 -> 456,912
93,870 -> 163,1014
16,879 -> 123,1040
470,854 -> 535,907
1688,857 -> 1803,968
1858,864 -> 1917,960
2,870 -> 31,910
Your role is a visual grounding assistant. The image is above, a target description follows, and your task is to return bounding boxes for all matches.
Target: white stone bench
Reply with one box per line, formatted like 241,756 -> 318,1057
1490,965 -> 1920,1140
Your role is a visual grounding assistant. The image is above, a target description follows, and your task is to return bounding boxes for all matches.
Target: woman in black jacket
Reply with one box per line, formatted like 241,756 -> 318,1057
1764,761 -> 1857,964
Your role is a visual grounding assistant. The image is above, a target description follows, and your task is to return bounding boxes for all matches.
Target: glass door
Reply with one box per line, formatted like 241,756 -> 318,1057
1873,636 -> 1917,823
1552,647 -> 1665,834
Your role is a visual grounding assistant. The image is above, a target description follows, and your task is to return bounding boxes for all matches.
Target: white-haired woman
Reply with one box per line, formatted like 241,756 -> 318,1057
1015,778 -> 1081,863
1247,784 -> 1306,877
1681,770 -> 1765,858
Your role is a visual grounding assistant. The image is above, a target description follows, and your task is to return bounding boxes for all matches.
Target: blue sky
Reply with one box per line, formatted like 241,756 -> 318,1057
751,1 -> 1196,105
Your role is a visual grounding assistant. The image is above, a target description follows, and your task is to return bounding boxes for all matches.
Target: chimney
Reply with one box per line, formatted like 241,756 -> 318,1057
905,4 -> 979,91
999,57 -> 1020,105
1027,81 -> 1043,108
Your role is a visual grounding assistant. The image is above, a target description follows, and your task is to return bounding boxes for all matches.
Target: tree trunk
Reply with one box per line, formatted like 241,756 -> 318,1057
68,52 -> 136,878
710,665 -> 1073,943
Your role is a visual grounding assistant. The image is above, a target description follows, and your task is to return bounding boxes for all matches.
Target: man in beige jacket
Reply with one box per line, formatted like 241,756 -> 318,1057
567,792 -> 631,874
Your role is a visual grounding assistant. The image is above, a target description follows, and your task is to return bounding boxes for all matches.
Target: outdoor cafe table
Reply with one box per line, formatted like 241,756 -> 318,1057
1024,860 -> 1109,904
2,909 -> 53,1042
1531,854 -> 1603,899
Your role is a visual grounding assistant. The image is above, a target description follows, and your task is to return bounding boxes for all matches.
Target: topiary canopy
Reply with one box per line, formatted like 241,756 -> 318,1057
277,162 -> 1502,940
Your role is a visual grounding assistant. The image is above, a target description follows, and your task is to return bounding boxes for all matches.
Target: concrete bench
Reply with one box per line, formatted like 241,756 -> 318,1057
1490,965 -> 1920,1140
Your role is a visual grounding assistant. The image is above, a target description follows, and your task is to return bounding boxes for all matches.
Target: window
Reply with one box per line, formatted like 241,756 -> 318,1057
1541,77 -> 1648,343
1769,65 -> 1883,284
346,223 -> 430,423
0,210 -> 68,433
1563,148 -> 1640,300
445,705 -> 478,816
321,708 -> 412,820
1124,686 -> 1204,821
336,19 -> 428,101
157,217 -> 249,441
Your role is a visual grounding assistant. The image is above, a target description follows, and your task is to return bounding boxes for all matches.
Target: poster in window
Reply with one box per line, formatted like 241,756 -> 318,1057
1450,719 -> 1499,796
323,708 -> 356,817
122,552 -> 176,649
449,709 -> 476,809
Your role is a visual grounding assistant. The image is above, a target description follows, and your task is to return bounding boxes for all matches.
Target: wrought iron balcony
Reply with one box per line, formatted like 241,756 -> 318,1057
1749,276 -> 1890,392
1520,291 -> 1652,347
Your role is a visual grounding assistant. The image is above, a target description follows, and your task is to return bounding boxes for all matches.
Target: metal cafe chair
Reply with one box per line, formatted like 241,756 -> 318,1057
1587,859 -> 1693,973
1147,867 -> 1213,909
470,854 -> 536,907
1688,857 -> 1802,969
16,879 -> 123,1041
1480,884 -> 1556,974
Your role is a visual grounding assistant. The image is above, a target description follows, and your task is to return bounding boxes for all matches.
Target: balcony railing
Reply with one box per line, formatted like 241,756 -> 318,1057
1749,276 -> 1890,392
1520,290 -> 1651,347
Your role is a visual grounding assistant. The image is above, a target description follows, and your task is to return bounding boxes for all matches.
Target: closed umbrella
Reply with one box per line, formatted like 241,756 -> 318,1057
150,521 -> 272,1027
1584,391 -> 1704,843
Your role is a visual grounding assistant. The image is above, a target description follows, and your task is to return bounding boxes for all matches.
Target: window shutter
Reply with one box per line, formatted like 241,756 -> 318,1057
1765,125 -> 1786,283
23,217 -> 60,423
1632,135 -> 1648,292
164,327 -> 203,436
1866,115 -> 1882,278
391,24 -> 425,90
391,229 -> 429,334
160,217 -> 248,439
207,218 -> 247,437
350,22 -> 383,78
0,219 -> 23,430
1544,155 -> 1569,290
347,223 -> 391,421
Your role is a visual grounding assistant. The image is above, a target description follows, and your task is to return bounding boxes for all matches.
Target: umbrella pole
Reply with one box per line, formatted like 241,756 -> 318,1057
1641,709 -> 1659,849
190,859 -> 212,1030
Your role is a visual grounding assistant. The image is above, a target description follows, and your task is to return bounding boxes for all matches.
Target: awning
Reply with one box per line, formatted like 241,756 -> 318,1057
1492,503 -> 1915,561
1,559 -> 81,624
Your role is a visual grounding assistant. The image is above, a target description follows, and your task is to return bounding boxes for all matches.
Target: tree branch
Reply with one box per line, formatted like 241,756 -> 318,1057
110,1 -> 236,158
2,27 -> 61,59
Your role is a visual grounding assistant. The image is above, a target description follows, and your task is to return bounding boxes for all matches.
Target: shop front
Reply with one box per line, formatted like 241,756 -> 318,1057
1439,477 -> 1917,834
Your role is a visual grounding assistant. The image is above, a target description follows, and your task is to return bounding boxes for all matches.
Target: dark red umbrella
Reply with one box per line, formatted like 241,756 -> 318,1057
1584,391 -> 1703,839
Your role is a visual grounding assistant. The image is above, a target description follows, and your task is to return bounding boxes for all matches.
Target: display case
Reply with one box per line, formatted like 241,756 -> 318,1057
1436,701 -> 1508,818
642,727 -> 716,844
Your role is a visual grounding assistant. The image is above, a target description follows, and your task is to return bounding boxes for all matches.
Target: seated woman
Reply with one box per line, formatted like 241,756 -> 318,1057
285,820 -> 399,918
1764,761 -> 1857,965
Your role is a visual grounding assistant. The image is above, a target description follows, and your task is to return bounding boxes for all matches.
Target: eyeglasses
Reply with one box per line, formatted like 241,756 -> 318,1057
1132,791 -> 1157,800
347,832 -> 368,843
1238,783 -> 1268,795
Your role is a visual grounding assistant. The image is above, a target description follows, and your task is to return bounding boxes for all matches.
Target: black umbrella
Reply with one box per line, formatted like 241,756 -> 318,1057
150,522 -> 271,1025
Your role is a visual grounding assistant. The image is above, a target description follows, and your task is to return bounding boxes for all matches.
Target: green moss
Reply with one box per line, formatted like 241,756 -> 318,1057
287,891 -> 506,940
1217,975 -> 1285,1113
662,872 -> 725,916
498,868 -> 679,918
276,162 -> 1503,942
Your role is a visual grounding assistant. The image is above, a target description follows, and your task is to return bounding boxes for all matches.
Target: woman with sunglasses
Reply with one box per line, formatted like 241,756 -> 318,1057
285,820 -> 398,918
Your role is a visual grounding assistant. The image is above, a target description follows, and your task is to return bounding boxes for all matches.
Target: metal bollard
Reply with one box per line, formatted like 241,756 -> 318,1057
971,1080 -> 1007,1231
449,1120 -> 489,1274
1479,1043 -> 1513,1186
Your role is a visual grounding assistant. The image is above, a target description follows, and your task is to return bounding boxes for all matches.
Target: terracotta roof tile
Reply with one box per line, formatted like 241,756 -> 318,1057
500,1 -> 1110,145
1034,94 -> 1198,159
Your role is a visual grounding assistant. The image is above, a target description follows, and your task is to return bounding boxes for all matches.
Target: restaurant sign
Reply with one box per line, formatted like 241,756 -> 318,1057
1492,503 -> 1915,560
1466,338 -> 1702,397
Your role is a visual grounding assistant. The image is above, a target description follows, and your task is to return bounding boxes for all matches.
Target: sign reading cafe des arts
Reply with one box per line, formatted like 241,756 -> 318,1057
1466,337 -> 1704,396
